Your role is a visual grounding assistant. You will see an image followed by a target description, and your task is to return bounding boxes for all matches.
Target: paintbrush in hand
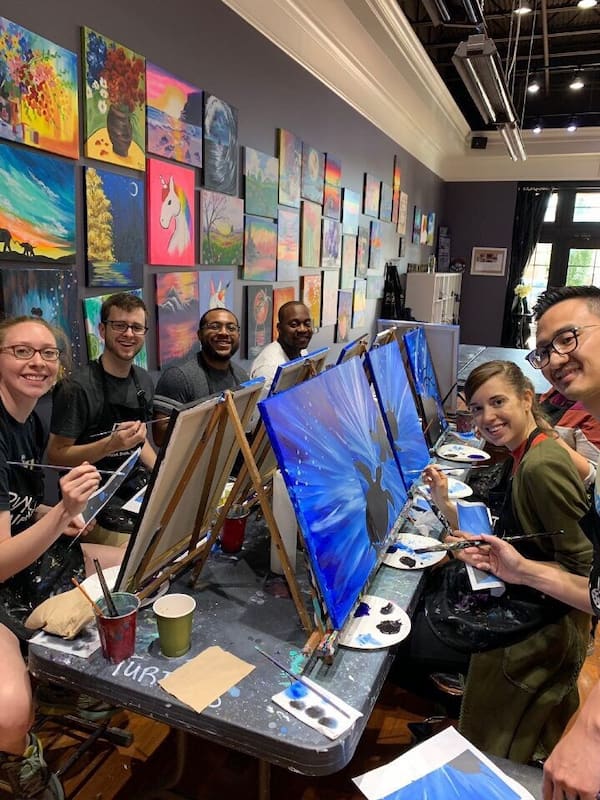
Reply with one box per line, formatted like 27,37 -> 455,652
413,529 -> 565,554
93,559 -> 118,617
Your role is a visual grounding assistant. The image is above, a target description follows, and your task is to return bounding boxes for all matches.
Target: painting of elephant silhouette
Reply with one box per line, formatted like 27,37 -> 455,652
19,242 -> 35,257
0,228 -> 11,252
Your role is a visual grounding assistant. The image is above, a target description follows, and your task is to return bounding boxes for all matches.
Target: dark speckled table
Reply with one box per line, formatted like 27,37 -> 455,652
28,512 -> 542,798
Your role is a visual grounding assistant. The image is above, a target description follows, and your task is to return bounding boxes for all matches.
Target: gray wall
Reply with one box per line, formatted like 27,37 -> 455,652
1,0 -> 444,369
442,182 -> 518,345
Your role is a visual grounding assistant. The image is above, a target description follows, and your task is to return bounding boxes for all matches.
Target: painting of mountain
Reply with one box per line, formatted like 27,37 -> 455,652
155,271 -> 200,366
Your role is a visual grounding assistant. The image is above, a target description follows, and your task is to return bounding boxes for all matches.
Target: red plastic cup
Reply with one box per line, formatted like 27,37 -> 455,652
220,507 -> 249,553
95,592 -> 139,663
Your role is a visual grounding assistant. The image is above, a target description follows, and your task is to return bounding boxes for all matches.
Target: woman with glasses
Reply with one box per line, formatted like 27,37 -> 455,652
423,360 -> 592,764
0,316 -> 105,799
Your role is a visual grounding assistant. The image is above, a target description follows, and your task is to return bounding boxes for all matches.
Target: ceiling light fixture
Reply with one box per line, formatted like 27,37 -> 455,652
421,0 -> 484,26
498,122 -> 527,161
527,78 -> 540,94
569,73 -> 585,90
532,123 -> 542,134
577,0 -> 597,9
567,119 -> 578,132
514,2 -> 533,14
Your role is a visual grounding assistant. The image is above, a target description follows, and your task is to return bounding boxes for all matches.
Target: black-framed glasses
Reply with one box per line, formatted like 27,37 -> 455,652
105,320 -> 148,335
0,345 -> 62,362
526,324 -> 600,369
201,322 -> 240,333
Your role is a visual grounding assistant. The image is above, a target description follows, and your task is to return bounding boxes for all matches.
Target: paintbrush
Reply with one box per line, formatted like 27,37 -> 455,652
406,464 -> 491,476
7,461 -> 123,476
255,646 -> 352,720
88,418 -> 165,441
71,576 -> 105,617
412,530 -> 565,554
93,559 -> 118,617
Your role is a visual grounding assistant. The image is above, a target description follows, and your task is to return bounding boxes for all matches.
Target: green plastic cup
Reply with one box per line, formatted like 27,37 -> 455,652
152,593 -> 196,657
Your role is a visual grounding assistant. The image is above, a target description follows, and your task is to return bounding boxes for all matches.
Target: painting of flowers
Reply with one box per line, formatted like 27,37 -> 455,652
278,128 -> 301,209
369,220 -> 383,271
146,63 -> 202,168
0,17 -> 79,158
356,226 -> 369,278
0,141 -> 75,263
203,93 -> 238,196
198,269 -> 235,312
246,284 -> 273,359
321,218 -> 341,269
244,215 -> 277,281
277,207 -> 299,282
83,28 -> 145,170
352,278 -> 367,328
342,188 -> 360,236
379,182 -> 393,223
321,269 -> 338,327
363,173 -> 380,218
83,290 -> 147,368
147,158 -> 196,266
272,286 -> 296,340
301,143 -> 324,204
336,290 -> 352,343
155,271 -> 200,367
200,189 -> 243,266
301,273 -> 322,329
85,166 -> 144,287
341,235 -> 357,289
300,200 -> 321,268
0,268 -> 80,364
244,147 -> 278,218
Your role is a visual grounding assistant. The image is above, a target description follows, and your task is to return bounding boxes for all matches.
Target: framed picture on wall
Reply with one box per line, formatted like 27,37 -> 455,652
470,247 -> 507,277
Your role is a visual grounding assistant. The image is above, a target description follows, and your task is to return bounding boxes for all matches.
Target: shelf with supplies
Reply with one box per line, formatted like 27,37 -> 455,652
405,271 -> 461,324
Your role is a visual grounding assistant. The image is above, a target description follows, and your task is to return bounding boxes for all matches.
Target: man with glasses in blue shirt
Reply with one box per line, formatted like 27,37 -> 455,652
467,286 -> 600,800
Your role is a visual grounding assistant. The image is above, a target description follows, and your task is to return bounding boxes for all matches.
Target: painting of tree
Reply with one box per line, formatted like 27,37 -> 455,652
200,188 -> 243,265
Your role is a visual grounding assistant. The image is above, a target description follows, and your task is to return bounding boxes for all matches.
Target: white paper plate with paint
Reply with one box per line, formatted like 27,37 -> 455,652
419,476 -> 473,501
435,443 -> 490,463
383,533 -> 447,570
339,595 -> 411,649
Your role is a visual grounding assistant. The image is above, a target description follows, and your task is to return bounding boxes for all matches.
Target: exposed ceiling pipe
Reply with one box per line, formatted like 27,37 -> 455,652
541,0 -> 551,93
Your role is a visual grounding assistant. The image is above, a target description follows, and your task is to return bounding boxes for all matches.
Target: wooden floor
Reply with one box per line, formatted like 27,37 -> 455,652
4,630 -> 598,800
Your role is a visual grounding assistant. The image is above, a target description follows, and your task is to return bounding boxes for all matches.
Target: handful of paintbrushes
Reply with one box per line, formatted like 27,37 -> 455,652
412,529 -> 565,554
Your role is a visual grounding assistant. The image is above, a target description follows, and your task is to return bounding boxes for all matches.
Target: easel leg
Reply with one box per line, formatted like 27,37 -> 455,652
258,758 -> 271,800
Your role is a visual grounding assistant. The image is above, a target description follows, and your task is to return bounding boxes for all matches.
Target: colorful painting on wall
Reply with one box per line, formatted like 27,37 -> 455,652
272,285 -> 296,339
301,143 -> 324,204
398,191 -> 408,236
321,269 -> 338,327
244,147 -> 278,219
366,273 -> 384,300
324,153 -> 341,187
369,220 -> 383,271
0,17 -> 79,158
412,207 -> 422,245
379,182 -> 393,223
147,158 -> 195,266
321,218 -> 341,269
427,212 -> 436,247
0,142 -> 76,264
323,183 -> 341,220
392,156 -> 402,225
198,268 -> 235,312
243,215 -> 277,281
420,211 -> 429,244
300,200 -> 322,268
246,284 -> 273,359
356,226 -> 369,278
336,290 -> 352,343
155,271 -> 200,367
352,278 -> 367,328
200,189 -> 244,267
0,268 -> 80,364
85,166 -> 144,288
363,173 -> 380,218
278,128 -> 301,209
83,290 -> 147,368
200,189 -> 243,266
146,63 -> 202,168
301,273 -> 322,329
277,207 -> 300,281
259,357 -> 407,630
341,235 -> 357,289
342,188 -> 360,236
83,28 -> 145,170
203,94 -> 238,196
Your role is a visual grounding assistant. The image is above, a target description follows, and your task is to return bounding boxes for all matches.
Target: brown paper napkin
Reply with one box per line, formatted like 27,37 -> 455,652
158,646 -> 255,713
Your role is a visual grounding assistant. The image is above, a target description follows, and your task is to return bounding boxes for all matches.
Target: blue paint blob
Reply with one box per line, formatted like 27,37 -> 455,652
228,686 -> 240,698
279,727 -> 288,735
285,681 -> 309,699
354,601 -> 371,618
356,632 -> 381,646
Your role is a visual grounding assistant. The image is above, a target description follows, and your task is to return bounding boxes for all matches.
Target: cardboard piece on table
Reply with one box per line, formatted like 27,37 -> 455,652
158,646 -> 255,713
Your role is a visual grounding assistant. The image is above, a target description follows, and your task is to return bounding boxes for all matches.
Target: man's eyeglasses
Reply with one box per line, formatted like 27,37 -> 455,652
526,325 -> 600,369
0,345 -> 62,362
105,320 -> 148,335
201,322 -> 240,333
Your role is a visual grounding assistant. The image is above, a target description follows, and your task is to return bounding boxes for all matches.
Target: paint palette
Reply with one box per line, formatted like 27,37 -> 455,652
339,594 -> 411,649
418,476 -> 473,501
383,533 -> 447,570
435,443 -> 490,463
272,677 -> 361,740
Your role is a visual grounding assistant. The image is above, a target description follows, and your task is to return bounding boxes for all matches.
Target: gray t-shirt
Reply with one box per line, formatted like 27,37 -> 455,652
155,352 -> 249,405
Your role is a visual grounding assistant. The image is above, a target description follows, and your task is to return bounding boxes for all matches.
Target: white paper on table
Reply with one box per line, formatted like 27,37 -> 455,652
353,727 -> 534,800
272,676 -> 362,740
122,485 -> 146,514
29,624 -> 101,659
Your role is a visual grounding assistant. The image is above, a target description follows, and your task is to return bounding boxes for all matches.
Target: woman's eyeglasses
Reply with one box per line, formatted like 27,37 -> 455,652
0,345 -> 62,362
526,324 -> 600,369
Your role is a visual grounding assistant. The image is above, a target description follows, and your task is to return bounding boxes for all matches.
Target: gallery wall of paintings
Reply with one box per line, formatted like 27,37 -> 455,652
0,0 -> 443,371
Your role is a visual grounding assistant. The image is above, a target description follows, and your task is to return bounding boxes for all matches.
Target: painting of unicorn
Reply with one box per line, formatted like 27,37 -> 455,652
147,158 -> 195,266
160,175 -> 192,255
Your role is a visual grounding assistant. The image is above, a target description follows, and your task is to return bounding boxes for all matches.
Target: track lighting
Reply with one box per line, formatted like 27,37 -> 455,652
577,0 -> 597,9
569,73 -> 584,90
527,78 -> 540,94
532,123 -> 542,134
514,2 -> 532,14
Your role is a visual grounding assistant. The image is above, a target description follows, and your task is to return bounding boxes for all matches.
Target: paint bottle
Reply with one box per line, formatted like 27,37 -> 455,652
271,469 -> 297,574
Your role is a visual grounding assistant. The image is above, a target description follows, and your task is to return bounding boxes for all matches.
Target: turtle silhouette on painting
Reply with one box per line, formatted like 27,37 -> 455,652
355,460 -> 393,546
0,228 -> 11,252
